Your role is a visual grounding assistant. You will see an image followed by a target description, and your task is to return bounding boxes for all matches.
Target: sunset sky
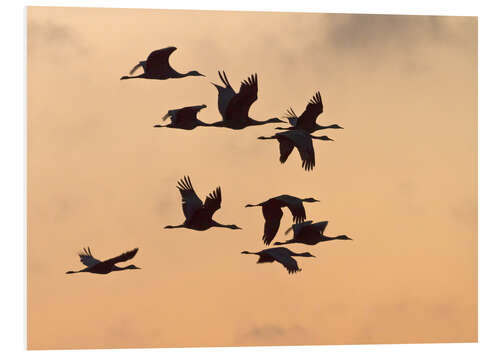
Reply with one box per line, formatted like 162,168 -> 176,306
27,7 -> 477,349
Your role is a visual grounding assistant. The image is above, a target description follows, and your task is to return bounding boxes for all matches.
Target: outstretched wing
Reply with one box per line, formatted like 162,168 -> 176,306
262,204 -> 283,245
78,247 -> 101,267
276,135 -> 295,164
145,47 -> 177,75
309,221 -> 329,235
224,73 -> 258,123
213,71 -> 236,117
103,248 -> 139,266
285,220 -> 314,236
294,132 -> 315,171
268,248 -> 301,274
275,195 -> 306,223
167,105 -> 206,125
176,176 -> 203,221
297,92 -> 323,126
203,186 -> 222,218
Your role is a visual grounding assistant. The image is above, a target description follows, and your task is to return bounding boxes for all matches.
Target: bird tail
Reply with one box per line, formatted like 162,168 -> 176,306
129,63 -> 142,75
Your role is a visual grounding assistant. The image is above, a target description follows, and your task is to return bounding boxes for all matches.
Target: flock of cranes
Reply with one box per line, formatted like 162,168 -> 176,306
66,46 -> 351,276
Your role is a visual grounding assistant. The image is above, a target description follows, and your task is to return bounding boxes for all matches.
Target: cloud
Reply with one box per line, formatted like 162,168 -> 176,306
237,324 -> 308,345
28,20 -> 88,63
315,14 -> 475,74
326,15 -> 440,51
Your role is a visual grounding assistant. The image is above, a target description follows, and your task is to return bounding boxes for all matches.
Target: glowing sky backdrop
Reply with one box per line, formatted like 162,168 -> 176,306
27,7 -> 477,349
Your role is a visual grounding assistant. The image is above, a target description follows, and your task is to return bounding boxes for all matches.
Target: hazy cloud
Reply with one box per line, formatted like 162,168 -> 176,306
238,324 -> 307,345
28,20 -> 88,63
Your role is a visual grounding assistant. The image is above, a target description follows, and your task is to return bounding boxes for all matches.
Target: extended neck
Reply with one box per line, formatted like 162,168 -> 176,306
274,240 -> 294,246
120,74 -> 145,80
212,221 -> 237,229
164,224 -> 185,229
257,135 -> 277,140
318,124 -> 343,130
322,235 -> 351,241
248,118 -> 281,127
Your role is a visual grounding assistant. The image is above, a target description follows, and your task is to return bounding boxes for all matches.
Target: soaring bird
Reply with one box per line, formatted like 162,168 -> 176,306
258,130 -> 333,171
154,104 -> 211,130
120,47 -> 204,80
241,247 -> 315,274
274,221 -> 352,246
275,92 -> 344,133
164,176 -> 242,231
66,247 -> 140,275
210,71 -> 285,129
245,195 -> 320,245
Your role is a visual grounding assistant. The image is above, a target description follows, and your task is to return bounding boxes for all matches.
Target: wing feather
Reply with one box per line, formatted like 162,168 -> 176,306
224,73 -> 258,123
78,247 -> 101,267
262,204 -> 283,245
203,186 -> 222,218
176,176 -> 203,221
297,91 -> 323,126
145,47 -> 176,75
103,248 -> 139,266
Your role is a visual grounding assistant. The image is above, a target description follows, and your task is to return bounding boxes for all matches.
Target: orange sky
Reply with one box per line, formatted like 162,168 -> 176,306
27,7 -> 477,349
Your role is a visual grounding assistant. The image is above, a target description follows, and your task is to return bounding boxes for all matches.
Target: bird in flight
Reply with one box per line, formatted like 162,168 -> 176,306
164,176 -> 242,231
258,130 -> 333,171
210,71 -> 285,129
245,195 -> 320,245
275,92 -> 344,133
154,104 -> 212,130
241,247 -> 315,274
66,247 -> 140,275
120,47 -> 204,80
275,220 -> 352,246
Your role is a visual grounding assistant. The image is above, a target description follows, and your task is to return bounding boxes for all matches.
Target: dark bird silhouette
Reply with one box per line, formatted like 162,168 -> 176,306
120,47 -> 204,80
274,221 -> 352,246
275,92 -> 343,133
154,104 -> 211,130
164,176 -> 242,231
210,71 -> 285,129
258,129 -> 333,171
66,247 -> 140,275
241,247 -> 315,274
245,195 -> 320,245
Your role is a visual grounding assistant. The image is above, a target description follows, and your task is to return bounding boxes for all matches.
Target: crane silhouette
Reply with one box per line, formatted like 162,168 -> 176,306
120,47 -> 204,80
210,71 -> 285,129
245,195 -> 320,245
66,247 -> 140,275
164,176 -> 242,231
275,92 -> 344,133
274,221 -> 352,246
258,129 -> 333,171
154,104 -> 211,130
241,247 -> 315,274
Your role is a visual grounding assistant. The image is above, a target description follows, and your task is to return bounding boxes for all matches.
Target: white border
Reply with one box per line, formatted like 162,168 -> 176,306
2,1 -> 497,356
